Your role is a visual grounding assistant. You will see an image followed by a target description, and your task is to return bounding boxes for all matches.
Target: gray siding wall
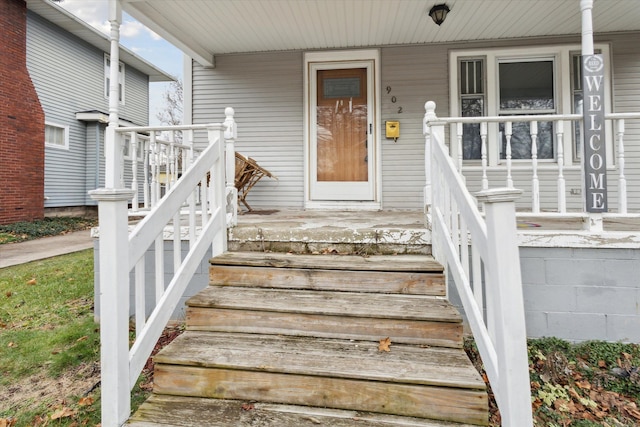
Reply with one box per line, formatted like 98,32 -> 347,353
193,52 -> 305,208
191,33 -> 640,211
26,11 -> 149,208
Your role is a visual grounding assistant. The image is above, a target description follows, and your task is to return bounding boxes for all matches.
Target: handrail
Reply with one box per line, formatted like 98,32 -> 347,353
91,109 -> 236,427
424,101 -> 533,426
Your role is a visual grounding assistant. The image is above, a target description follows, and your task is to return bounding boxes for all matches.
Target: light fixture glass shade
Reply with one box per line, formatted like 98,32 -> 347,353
429,4 -> 450,26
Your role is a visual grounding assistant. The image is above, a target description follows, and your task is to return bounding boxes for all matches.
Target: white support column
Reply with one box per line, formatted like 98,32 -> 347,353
476,188 -> 533,427
89,188 -> 135,427
224,107 -> 238,227
581,0 -> 595,56
105,0 -> 122,188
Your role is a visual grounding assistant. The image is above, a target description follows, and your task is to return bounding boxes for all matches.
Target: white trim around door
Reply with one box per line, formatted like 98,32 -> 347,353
304,49 -> 381,210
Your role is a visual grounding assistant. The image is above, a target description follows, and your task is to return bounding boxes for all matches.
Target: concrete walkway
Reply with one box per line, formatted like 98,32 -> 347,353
0,230 -> 94,269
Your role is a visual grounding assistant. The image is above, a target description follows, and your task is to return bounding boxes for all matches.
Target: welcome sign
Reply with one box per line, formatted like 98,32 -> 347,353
582,54 -> 607,212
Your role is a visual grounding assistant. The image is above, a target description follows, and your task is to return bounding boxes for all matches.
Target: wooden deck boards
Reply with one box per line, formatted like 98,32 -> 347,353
127,395 -> 483,427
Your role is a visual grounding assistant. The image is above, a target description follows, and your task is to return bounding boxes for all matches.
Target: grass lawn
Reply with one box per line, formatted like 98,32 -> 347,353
0,249 -> 157,426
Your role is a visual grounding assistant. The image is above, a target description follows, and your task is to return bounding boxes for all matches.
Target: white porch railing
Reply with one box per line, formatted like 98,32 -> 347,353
121,108 -> 238,227
424,101 -> 533,426
438,109 -> 640,230
90,109 -> 237,427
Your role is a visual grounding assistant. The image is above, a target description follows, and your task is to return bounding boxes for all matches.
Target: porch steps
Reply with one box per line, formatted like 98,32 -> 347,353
128,252 -> 488,426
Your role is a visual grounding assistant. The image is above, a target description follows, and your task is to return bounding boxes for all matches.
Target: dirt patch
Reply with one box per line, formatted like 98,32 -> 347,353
0,362 -> 100,414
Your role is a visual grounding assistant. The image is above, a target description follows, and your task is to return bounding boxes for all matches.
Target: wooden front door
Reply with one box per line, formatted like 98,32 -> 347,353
310,63 -> 375,201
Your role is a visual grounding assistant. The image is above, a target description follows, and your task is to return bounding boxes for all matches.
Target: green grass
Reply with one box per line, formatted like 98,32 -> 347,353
0,247 -> 158,426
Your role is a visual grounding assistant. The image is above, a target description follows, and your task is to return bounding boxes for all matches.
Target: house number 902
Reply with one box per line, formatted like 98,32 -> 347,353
386,86 -> 403,114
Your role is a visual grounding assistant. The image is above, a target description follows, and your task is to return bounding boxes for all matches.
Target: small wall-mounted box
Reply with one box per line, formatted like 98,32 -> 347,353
385,121 -> 400,141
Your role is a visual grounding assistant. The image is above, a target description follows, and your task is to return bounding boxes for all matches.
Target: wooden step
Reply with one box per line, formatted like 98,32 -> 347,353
186,287 -> 462,347
127,395 -> 484,426
210,253 -> 445,295
152,332 -> 487,425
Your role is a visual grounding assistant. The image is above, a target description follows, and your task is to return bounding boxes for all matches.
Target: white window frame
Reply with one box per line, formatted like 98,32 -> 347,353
450,44 -> 612,168
104,54 -> 125,104
44,122 -> 69,150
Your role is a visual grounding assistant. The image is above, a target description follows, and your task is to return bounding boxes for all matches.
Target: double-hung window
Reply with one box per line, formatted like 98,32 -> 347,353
451,44 -> 611,167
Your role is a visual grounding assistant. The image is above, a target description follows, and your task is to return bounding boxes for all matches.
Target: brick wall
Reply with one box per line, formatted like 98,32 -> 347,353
0,0 -> 45,225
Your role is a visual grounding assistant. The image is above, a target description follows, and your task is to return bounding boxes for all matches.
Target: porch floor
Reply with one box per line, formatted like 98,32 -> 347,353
227,208 -> 640,252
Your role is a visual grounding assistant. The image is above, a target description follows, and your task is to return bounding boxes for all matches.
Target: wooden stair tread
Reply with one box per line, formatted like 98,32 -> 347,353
188,287 -> 461,323
127,395 -> 483,426
210,252 -> 443,273
210,264 -> 445,295
154,332 -> 485,390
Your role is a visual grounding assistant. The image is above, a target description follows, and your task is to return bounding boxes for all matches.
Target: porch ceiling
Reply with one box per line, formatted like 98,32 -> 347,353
121,0 -> 640,67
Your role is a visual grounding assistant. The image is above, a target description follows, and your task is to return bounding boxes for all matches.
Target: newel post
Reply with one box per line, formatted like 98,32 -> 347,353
423,101 -> 443,228
224,107 -> 238,227
476,188 -> 533,427
89,188 -> 135,427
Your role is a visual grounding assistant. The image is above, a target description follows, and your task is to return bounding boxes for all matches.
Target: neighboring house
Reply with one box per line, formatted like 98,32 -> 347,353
1,0 -> 174,221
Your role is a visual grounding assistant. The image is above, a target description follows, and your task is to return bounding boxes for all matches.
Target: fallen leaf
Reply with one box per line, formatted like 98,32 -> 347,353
26,278 -> 37,285
598,360 -> 607,368
7,342 -> 16,348
5,291 -> 11,298
78,396 -> 94,406
378,337 -> 391,352
241,403 -> 255,411
76,335 -> 88,342
51,407 -> 76,420
576,380 -> 592,390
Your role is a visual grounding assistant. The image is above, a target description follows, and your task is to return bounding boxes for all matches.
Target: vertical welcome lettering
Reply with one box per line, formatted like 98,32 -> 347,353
582,54 -> 607,212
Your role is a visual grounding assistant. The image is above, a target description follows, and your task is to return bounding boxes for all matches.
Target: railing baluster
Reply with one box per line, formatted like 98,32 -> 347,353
154,234 -> 164,305
150,133 -> 158,206
481,122 -> 488,191
456,122 -> 463,174
505,121 -> 513,188
556,121 -> 566,213
134,257 -> 145,337
530,121 -> 540,213
143,139 -> 150,209
130,132 -> 139,213
617,119 -> 627,214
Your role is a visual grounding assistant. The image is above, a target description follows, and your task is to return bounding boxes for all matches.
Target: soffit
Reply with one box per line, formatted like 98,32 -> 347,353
121,0 -> 640,67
